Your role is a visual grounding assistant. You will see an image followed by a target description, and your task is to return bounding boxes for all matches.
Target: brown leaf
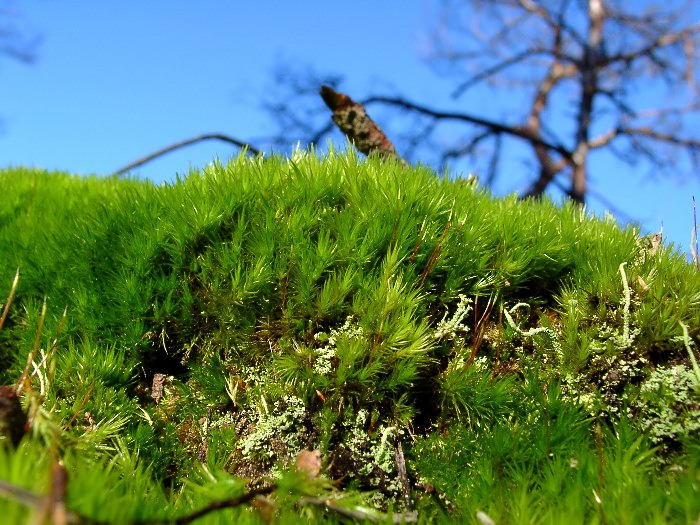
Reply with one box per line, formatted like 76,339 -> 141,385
296,449 -> 322,479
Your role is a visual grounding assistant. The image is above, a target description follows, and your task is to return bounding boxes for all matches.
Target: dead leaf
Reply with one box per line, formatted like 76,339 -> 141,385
296,449 -> 322,478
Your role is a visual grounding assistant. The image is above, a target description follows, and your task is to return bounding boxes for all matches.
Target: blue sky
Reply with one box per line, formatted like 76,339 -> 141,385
2,1 -> 699,256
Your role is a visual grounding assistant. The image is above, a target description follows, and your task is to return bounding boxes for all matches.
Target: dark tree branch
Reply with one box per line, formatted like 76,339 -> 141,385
307,121 -> 336,147
619,127 -> 700,150
599,22 -> 700,68
112,134 -> 259,177
451,47 -> 553,98
363,95 -> 573,159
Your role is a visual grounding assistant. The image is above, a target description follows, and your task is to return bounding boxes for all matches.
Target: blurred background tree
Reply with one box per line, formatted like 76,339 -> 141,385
264,0 -> 700,205
0,1 -> 40,132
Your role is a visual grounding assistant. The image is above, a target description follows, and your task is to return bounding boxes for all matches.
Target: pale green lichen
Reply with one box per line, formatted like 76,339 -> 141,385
434,294 -> 472,342
240,395 -> 307,459
312,315 -> 364,376
634,365 -> 700,447
341,408 -> 405,506
503,302 -> 563,360
312,344 -> 335,376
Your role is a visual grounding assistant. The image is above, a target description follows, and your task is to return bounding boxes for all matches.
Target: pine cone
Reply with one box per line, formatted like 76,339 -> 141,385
0,385 -> 27,447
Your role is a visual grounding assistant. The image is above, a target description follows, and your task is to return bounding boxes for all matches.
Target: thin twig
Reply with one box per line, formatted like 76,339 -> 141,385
595,421 -> 608,525
395,439 -> 413,511
172,485 -> 276,525
0,268 -> 19,333
15,298 -> 47,395
299,497 -> 418,524
112,134 -> 260,177
63,383 -> 95,431
0,477 -> 86,525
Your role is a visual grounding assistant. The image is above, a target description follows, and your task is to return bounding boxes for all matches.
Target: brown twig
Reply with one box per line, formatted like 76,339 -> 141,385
173,485 -> 276,525
63,383 -> 95,431
595,421 -> 608,525
418,211 -> 453,289
112,134 -> 260,177
467,294 -> 496,366
131,485 -> 277,525
15,298 -> 47,395
0,475 -> 88,525
34,461 -> 70,525
0,268 -> 19,333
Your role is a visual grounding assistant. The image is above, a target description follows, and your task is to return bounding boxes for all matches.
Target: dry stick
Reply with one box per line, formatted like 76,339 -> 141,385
544,382 -> 551,459
390,189 -> 402,250
418,220 -> 451,289
0,478 -> 44,509
468,295 -> 495,366
49,462 -> 69,525
408,220 -> 426,265
31,306 -> 68,384
63,383 -> 95,431
395,439 -> 413,511
595,421 -> 608,525
0,268 -> 20,333
300,497 -> 418,524
496,304 -> 503,366
150,485 -> 277,525
15,298 -> 47,395
34,462 -> 70,525
1,474 -> 275,525
320,85 -> 407,164
0,477 -> 87,525
112,134 -> 260,177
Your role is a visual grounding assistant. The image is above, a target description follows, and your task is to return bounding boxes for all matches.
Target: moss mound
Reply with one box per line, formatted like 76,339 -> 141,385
0,150 -> 698,523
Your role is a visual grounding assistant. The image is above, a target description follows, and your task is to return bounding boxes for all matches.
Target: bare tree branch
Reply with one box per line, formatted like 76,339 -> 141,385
451,47 -> 553,98
599,21 -> 700,69
363,95 -> 573,159
112,134 -> 259,177
619,127 -> 700,150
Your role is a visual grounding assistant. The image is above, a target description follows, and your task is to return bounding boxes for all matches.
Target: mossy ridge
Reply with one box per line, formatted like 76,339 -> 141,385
0,148 -> 697,523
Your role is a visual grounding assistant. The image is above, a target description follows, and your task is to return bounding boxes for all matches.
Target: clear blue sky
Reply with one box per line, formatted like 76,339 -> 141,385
2,1 -> 699,256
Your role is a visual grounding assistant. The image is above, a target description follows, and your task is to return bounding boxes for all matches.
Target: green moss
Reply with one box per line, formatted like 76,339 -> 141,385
0,149 -> 698,522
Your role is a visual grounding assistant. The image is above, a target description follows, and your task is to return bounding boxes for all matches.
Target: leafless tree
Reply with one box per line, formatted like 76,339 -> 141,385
264,0 -> 700,204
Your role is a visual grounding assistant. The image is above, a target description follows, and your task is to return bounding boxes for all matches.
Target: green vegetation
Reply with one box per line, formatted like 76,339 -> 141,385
0,148 -> 698,523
